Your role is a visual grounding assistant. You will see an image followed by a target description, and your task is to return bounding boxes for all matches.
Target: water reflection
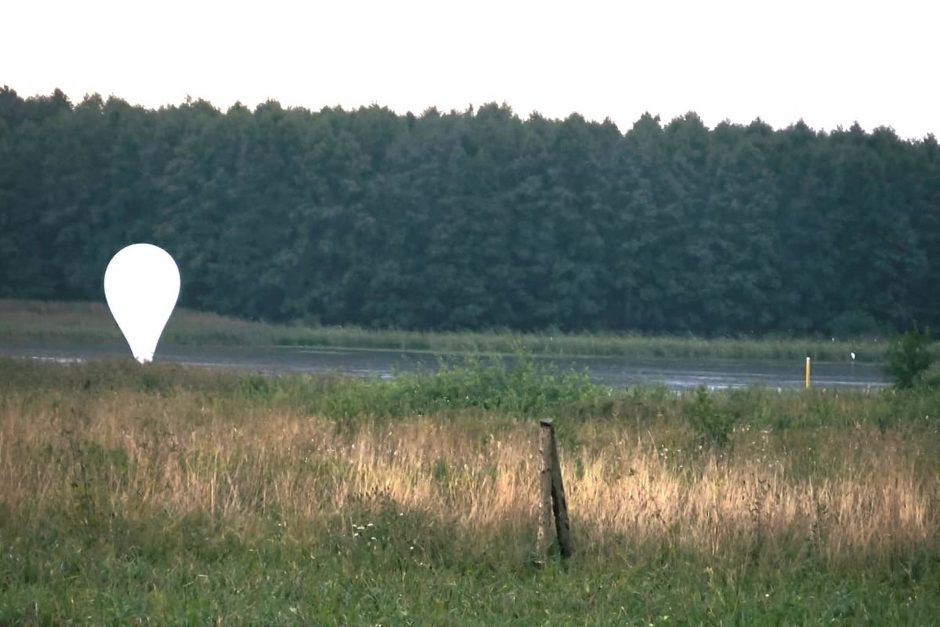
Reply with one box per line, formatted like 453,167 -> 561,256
1,343 -> 888,390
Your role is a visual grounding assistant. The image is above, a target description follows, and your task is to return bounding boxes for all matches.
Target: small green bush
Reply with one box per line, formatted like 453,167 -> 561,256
273,352 -> 604,421
685,386 -> 735,448
376,353 -> 601,418
884,325 -> 934,389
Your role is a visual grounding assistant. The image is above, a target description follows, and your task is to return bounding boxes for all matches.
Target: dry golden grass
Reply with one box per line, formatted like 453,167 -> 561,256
2,387 -> 937,567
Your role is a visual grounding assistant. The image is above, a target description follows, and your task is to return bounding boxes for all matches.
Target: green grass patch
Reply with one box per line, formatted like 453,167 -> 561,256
2,507 -> 938,625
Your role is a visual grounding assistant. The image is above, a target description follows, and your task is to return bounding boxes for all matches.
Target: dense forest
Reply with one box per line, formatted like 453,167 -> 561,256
1,87 -> 938,335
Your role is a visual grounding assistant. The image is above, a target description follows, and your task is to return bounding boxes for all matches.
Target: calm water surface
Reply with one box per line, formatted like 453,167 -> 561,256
1,342 -> 888,390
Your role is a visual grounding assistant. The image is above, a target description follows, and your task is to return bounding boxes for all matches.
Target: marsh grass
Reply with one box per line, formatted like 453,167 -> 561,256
0,298 -> 905,361
1,358 -> 939,623
0,299 -> 271,346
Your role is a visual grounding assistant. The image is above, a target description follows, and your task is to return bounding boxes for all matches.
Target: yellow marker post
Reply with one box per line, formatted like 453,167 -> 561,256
804,357 -> 811,389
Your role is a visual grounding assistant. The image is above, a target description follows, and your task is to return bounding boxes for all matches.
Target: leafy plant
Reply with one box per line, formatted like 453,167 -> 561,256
378,352 -> 600,418
685,386 -> 735,448
884,325 -> 934,389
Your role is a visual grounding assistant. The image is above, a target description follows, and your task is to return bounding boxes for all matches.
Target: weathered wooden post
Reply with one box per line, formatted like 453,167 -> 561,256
536,418 -> 572,563
536,420 -> 554,563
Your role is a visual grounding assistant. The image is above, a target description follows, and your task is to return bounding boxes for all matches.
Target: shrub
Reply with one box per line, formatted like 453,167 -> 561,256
884,325 -> 934,389
685,386 -> 735,448
382,353 -> 600,418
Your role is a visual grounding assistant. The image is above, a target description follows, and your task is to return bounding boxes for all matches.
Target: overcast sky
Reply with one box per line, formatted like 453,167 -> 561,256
4,0 -> 938,139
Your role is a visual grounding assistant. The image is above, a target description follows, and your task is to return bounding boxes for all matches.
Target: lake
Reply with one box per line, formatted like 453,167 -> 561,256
0,342 -> 889,390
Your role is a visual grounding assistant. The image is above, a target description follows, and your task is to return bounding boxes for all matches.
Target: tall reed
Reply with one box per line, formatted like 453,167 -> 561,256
1,298 -> 903,361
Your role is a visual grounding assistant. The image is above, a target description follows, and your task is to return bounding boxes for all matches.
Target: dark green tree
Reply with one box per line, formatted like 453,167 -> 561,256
1,89 -> 938,336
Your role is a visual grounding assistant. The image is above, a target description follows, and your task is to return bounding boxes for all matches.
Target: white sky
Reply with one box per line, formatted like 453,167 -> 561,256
4,0 -> 939,139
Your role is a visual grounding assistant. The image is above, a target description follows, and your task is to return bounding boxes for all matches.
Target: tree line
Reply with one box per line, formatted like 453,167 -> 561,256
1,87 -> 938,336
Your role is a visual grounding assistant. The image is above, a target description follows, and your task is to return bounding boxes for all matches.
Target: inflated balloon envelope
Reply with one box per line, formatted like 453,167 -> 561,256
104,243 -> 180,364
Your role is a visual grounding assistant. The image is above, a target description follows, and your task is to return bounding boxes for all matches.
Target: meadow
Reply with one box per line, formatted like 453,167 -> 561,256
1,356 -> 938,624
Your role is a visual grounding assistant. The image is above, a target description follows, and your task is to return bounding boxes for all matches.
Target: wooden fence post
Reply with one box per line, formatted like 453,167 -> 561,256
536,419 -> 572,563
536,419 -> 554,564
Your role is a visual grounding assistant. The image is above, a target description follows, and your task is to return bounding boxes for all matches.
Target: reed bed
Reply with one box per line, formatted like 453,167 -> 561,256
0,298 -> 901,361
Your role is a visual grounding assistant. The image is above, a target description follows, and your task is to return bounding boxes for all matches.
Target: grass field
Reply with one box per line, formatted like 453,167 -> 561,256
1,356 -> 938,624
0,298 -> 902,362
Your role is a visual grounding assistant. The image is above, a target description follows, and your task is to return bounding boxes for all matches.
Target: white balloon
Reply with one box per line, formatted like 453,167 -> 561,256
104,243 -> 180,364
